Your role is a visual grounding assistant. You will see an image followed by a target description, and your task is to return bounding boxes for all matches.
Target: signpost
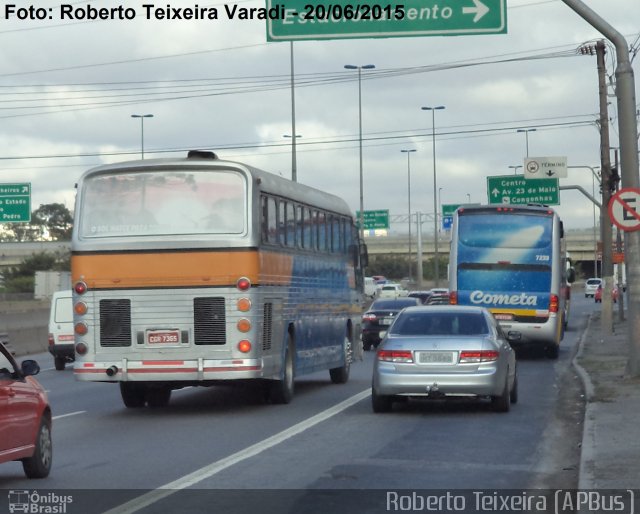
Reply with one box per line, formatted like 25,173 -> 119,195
0,183 -> 31,223
357,209 -> 389,230
524,156 -> 568,180
266,0 -> 507,41
486,175 -> 560,206
441,203 -> 462,231
609,187 -> 640,232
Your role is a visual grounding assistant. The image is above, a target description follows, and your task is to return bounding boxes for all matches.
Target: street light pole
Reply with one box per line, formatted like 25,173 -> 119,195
517,128 -> 536,158
401,149 -> 416,281
345,64 -> 375,240
131,114 -> 154,159
422,105 -> 445,287
509,165 -> 522,174
283,134 -> 301,180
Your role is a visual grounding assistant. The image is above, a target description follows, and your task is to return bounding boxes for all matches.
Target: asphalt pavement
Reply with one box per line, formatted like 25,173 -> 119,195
574,307 -> 640,489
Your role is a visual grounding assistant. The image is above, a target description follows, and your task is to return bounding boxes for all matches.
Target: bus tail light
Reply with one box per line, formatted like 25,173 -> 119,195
237,298 -> 251,312
76,342 -> 88,356
449,291 -> 458,305
74,301 -> 88,316
237,277 -> 251,291
549,294 -> 559,313
74,322 -> 88,336
377,350 -> 413,363
74,281 -> 88,295
459,350 -> 499,363
237,319 -> 251,333
237,340 -> 252,353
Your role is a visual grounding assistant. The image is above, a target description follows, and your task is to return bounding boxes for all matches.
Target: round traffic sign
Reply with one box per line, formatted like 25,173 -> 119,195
608,187 -> 640,231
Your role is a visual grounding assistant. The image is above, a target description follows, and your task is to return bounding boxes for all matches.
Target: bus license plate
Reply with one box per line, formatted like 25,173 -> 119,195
418,351 -> 455,364
494,313 -> 514,321
147,330 -> 181,345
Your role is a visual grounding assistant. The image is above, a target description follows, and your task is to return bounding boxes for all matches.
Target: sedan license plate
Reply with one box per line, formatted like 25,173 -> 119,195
418,351 -> 455,364
381,317 -> 394,325
147,330 -> 181,345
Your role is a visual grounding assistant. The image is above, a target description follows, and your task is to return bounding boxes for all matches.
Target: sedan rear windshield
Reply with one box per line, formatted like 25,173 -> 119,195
390,312 -> 489,336
371,299 -> 417,310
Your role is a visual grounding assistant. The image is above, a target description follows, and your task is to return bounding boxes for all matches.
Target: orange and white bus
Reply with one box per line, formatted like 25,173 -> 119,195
71,151 -> 366,408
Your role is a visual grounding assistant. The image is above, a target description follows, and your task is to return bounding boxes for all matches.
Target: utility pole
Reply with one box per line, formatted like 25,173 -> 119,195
561,0 -> 640,376
596,39 -> 614,336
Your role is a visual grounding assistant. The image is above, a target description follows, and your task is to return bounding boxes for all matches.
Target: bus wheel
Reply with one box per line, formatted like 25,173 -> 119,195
270,335 -> 294,404
120,382 -> 146,408
330,335 -> 351,384
146,386 -> 172,408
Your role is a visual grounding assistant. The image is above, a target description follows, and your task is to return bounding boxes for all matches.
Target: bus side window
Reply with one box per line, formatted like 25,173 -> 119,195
267,197 -> 278,244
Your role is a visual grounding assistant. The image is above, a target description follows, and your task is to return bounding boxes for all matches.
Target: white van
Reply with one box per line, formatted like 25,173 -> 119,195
364,277 -> 377,299
48,290 -> 74,370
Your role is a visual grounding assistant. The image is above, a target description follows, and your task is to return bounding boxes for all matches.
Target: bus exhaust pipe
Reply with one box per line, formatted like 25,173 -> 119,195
106,366 -> 119,377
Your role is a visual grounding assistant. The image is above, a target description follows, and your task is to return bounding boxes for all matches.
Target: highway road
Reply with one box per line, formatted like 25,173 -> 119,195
0,295 -> 598,514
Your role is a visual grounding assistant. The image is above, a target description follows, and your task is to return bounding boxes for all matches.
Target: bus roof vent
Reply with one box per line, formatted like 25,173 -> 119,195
187,150 -> 218,160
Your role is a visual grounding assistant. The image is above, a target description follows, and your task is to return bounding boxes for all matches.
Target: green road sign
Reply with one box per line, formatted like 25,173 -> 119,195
266,0 -> 507,41
487,176 -> 559,206
442,203 -> 463,217
0,183 -> 31,222
357,209 -> 389,230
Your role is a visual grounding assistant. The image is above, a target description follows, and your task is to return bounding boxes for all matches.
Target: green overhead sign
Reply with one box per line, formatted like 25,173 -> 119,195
487,176 -> 560,206
266,0 -> 507,41
0,183 -> 31,223
357,209 -> 389,230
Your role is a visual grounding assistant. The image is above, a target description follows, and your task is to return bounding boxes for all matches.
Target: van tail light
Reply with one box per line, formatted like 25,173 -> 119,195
377,350 -> 413,363
449,291 -> 458,305
48,333 -> 54,347
459,350 -> 499,363
549,294 -> 559,313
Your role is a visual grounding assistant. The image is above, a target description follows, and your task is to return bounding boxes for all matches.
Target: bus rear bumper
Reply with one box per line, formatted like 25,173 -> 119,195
74,358 -> 264,382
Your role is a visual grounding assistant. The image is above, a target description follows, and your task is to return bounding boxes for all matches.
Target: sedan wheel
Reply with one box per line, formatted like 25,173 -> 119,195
22,419 -> 52,478
491,375 -> 511,413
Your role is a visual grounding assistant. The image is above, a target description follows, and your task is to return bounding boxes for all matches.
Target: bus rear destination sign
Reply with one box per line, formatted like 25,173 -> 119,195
0,183 -> 31,222
266,0 -> 507,41
487,176 -> 559,206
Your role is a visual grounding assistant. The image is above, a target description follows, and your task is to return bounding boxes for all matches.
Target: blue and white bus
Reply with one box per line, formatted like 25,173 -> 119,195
71,151 -> 367,407
448,205 -> 574,358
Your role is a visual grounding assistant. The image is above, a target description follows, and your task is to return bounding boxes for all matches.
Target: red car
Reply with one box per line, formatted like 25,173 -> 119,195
594,285 -> 619,303
0,342 -> 52,478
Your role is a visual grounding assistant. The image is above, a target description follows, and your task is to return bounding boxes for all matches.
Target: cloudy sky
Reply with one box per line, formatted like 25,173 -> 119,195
0,0 -> 638,234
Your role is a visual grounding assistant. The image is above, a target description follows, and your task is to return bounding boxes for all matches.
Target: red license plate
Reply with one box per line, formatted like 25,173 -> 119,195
147,330 -> 181,344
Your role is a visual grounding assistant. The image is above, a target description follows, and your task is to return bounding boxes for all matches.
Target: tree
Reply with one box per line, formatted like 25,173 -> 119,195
1,251 -> 67,293
32,203 -> 73,240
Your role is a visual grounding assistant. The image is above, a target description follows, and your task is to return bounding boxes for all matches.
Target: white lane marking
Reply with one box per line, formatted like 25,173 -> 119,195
53,411 -> 86,420
104,388 -> 371,514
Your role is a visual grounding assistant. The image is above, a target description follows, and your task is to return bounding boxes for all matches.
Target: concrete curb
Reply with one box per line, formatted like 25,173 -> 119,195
572,312 -> 597,490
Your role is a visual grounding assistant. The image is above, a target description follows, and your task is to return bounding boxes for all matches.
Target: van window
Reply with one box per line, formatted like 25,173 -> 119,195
54,296 -> 73,323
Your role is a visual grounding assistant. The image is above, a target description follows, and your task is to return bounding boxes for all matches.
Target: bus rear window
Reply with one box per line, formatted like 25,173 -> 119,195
458,213 -> 552,249
79,169 -> 247,238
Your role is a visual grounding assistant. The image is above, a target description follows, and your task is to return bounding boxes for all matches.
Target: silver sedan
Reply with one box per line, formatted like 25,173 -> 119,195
371,305 -> 517,413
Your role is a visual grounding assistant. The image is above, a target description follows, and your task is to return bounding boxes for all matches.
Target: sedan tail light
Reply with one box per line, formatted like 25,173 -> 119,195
362,313 -> 377,322
377,349 -> 414,363
459,350 -> 499,363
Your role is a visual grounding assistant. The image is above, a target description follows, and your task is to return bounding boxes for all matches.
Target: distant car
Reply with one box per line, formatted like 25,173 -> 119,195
371,305 -> 518,413
362,297 -> 421,351
407,291 -> 433,305
48,290 -> 75,370
0,341 -> 52,478
594,284 -> 619,303
364,277 -> 377,299
585,278 -> 603,298
426,289 -> 450,305
377,283 -> 408,299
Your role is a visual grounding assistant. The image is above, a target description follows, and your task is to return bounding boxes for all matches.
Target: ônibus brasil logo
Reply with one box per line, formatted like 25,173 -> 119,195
7,490 -> 73,513
469,290 -> 538,306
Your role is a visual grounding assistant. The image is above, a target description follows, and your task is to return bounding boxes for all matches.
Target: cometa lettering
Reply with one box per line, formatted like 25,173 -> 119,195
469,290 -> 538,306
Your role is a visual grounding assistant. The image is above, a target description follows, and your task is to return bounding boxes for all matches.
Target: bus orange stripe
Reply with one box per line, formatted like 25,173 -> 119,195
71,250 -> 261,289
